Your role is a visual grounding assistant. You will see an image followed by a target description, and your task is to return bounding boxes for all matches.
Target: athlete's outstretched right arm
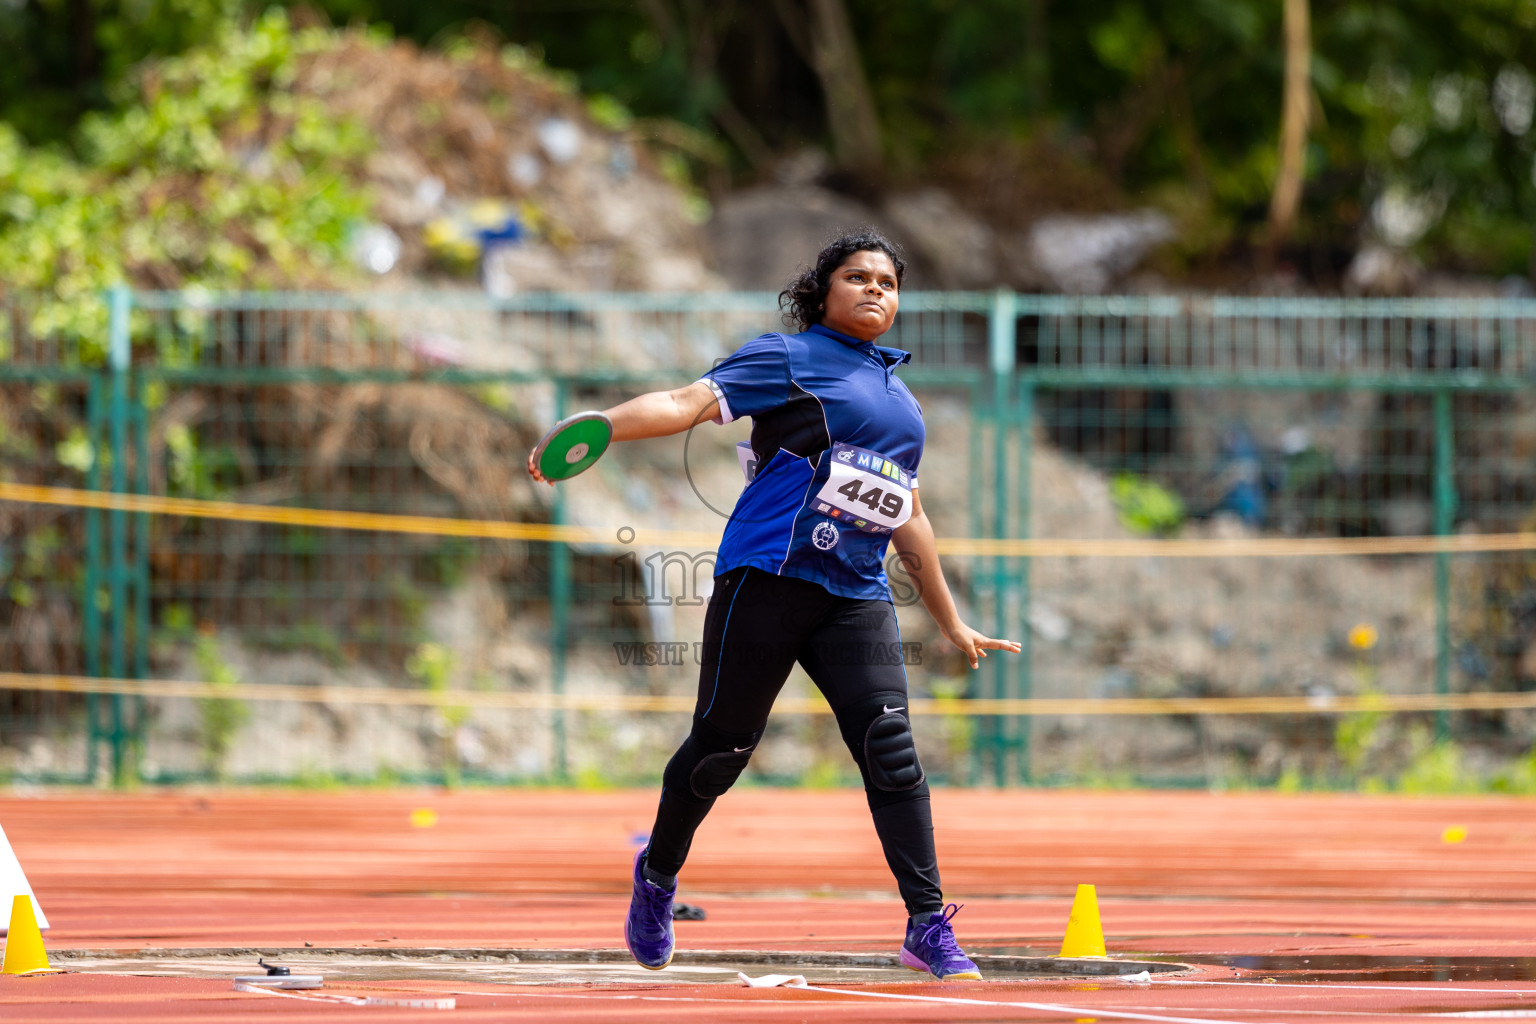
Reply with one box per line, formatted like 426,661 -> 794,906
603,380 -> 720,442
527,380 -> 720,484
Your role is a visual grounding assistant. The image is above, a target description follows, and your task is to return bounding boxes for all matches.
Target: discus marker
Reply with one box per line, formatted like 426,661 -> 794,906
3,895 -> 60,975
1058,883 -> 1107,958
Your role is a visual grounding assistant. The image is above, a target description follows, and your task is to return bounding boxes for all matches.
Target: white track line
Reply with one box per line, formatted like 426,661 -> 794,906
1161,979 -> 1536,996
798,984 -> 1283,1024
442,985 -> 1274,1022
233,982 -> 454,1009
449,989 -> 1528,1019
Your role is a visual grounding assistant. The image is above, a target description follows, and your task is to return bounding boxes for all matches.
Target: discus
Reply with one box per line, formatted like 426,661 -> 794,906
532,411 -> 612,481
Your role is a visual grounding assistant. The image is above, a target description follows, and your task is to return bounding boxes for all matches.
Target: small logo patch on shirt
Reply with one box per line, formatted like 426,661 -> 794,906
811,521 -> 840,550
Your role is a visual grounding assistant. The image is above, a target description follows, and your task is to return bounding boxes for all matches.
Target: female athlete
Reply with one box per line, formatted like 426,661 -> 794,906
527,231 -> 1020,981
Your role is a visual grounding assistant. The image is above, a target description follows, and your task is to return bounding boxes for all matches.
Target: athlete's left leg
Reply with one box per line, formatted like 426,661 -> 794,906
796,599 -> 942,918
799,598 -> 982,980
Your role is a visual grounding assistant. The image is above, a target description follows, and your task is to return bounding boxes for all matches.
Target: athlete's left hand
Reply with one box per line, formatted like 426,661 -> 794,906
940,622 -> 1022,670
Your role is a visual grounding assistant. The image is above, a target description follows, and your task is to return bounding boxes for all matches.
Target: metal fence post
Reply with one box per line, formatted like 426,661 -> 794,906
83,374 -> 104,783
106,284 -> 132,786
988,289 -> 1016,785
965,376 -> 984,785
132,389 -> 150,772
549,379 -> 571,782
1433,389 -> 1456,743
1016,378 -> 1034,784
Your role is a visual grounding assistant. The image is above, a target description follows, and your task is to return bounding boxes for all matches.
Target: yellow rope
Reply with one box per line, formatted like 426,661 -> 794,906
5,481 -> 1536,557
4,671 -> 1534,716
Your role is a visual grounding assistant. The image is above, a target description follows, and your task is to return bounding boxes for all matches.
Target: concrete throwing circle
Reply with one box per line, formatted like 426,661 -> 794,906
50,947 -> 1187,987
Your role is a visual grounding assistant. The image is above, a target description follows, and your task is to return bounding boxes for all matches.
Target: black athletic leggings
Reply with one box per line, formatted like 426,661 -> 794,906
644,565 -> 943,916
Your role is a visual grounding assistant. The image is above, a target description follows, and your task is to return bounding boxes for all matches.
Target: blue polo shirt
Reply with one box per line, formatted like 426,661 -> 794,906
698,323 -> 924,601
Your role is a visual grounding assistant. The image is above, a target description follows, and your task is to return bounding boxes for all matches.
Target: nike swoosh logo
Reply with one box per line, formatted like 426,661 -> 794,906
734,746 -> 753,752
883,705 -> 904,714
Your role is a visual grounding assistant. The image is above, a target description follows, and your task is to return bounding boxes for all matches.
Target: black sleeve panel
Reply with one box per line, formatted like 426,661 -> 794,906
749,381 -> 831,463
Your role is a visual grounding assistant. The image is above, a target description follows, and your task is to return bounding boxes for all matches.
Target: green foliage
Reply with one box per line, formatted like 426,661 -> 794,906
1324,706 -> 1536,794
158,602 -> 196,638
428,537 -> 477,589
0,10 -> 371,355
406,640 -> 454,692
1394,727 -> 1468,794
1334,16 -> 1536,273
407,640 -> 468,786
8,1 -> 1534,283
927,676 -> 977,782
1493,748 -> 1536,794
0,0 -> 243,143
4,525 -> 65,609
55,426 -> 95,475
5,0 -> 1536,285
164,423 -> 241,498
585,93 -> 635,133
800,758 -> 852,789
193,631 -> 248,780
1091,5 -> 1165,78
1110,472 -> 1185,536
259,622 -> 346,666
1334,689 -> 1387,773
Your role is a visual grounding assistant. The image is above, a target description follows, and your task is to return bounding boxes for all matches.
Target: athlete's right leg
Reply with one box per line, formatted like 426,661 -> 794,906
642,567 -> 829,878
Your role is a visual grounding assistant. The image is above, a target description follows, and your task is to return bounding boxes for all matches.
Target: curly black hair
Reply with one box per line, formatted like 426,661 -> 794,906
778,230 -> 907,333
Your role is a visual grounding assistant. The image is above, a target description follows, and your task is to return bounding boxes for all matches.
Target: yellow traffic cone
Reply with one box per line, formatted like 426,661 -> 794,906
1058,883 -> 1107,958
3,895 -> 61,975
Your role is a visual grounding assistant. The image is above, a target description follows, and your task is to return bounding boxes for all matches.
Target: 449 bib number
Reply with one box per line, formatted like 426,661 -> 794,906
812,443 -> 914,535
836,478 -> 904,519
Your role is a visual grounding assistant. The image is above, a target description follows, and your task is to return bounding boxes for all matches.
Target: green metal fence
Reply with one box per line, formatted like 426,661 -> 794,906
2,288 -> 1534,789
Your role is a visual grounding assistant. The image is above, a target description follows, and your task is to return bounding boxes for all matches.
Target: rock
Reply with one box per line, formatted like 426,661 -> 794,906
773,148 -> 831,187
1028,603 -> 1072,643
705,185 -> 878,290
1376,497 -> 1433,537
536,117 -> 582,164
880,188 -> 996,289
1519,640 -> 1536,681
306,38 -> 715,293
481,242 -> 614,296
1026,210 -> 1174,293
349,224 -> 402,275
505,151 -> 542,189
1344,245 -> 1422,296
996,229 -> 1052,290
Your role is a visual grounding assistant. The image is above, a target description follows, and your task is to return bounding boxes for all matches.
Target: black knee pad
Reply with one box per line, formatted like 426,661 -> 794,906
838,691 -> 925,792
662,718 -> 761,800
690,746 -> 753,798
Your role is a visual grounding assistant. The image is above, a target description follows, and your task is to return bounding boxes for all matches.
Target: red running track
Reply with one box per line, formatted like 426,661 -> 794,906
3,788 -> 1535,1022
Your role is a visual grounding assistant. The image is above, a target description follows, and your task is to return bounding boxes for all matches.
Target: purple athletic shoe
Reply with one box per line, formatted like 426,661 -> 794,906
624,849 -> 675,970
900,903 -> 983,981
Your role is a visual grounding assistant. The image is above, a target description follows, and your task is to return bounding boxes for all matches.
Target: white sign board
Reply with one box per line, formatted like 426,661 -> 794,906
0,822 -> 47,933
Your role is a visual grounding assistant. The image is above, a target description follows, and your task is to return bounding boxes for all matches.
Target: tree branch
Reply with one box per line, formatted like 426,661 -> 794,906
803,0 -> 883,172
1267,0 -> 1311,242
710,94 -> 774,171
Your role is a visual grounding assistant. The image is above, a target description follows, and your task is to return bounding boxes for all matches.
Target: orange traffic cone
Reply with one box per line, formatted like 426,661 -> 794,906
1058,883 -> 1107,958
3,895 -> 61,975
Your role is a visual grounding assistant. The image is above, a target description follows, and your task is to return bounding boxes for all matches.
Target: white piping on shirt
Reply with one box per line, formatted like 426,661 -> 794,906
698,376 -> 732,425
774,359 -> 834,577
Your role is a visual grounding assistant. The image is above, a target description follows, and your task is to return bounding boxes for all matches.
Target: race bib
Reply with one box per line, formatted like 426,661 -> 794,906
811,443 -> 914,535
736,441 -> 759,482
